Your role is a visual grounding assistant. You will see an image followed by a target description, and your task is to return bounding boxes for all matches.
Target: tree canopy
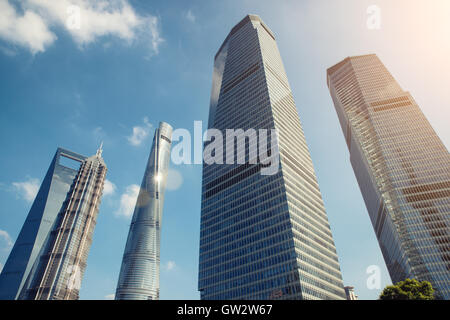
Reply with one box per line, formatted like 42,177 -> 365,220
379,278 -> 434,300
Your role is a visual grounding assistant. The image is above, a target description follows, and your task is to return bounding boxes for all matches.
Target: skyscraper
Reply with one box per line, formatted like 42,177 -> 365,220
327,54 -> 450,299
115,122 -> 173,300
198,15 -> 346,300
0,147 -> 107,300
344,286 -> 358,300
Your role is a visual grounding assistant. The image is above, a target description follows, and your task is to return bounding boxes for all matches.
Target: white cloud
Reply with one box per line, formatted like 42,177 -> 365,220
0,229 -> 13,249
127,117 -> 152,146
146,15 -> 164,55
93,126 -> 106,141
128,127 -> 148,146
0,0 -> 163,55
104,293 -> 115,300
103,179 -> 116,196
165,260 -> 176,271
0,0 -> 56,54
0,262 -> 3,272
166,169 -> 183,191
185,9 -> 195,23
115,184 -> 140,218
12,178 -> 40,203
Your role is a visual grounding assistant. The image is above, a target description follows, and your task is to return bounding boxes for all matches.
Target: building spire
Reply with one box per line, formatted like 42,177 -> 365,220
96,141 -> 103,157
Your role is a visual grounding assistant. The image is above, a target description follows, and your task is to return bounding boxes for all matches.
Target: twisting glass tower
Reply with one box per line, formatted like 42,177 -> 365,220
327,54 -> 450,299
0,147 -> 107,300
115,122 -> 173,300
198,15 -> 346,300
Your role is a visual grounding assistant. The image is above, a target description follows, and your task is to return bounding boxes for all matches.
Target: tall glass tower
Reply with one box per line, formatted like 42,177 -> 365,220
115,122 -> 173,300
0,147 -> 107,300
327,54 -> 450,299
198,15 -> 346,300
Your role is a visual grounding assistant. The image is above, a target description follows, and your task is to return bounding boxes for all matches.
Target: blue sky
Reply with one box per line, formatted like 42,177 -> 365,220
0,0 -> 449,300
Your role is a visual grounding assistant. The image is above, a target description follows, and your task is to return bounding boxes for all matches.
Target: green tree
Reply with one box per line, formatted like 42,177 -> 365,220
379,278 -> 435,300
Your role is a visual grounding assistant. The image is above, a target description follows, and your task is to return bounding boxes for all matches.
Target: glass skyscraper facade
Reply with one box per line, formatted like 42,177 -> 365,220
0,147 -> 107,300
115,122 -> 173,300
198,15 -> 346,300
327,54 -> 450,299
